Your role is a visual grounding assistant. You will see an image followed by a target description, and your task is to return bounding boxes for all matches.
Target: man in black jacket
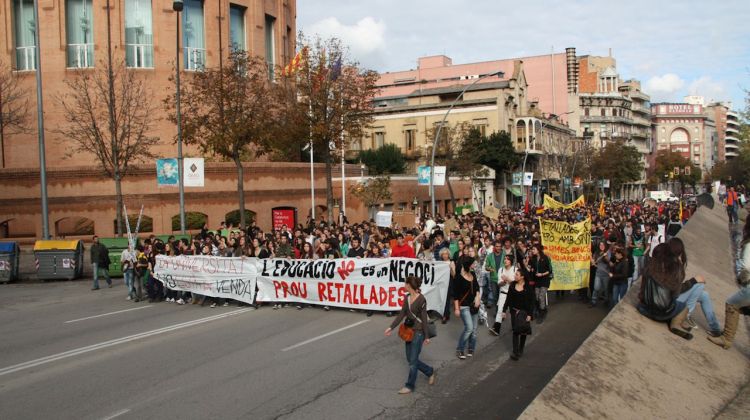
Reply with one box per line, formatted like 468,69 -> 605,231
90,236 -> 111,290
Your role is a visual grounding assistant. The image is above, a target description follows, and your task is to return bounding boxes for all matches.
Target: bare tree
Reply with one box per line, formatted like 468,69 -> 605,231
349,176 -> 392,220
425,121 -> 472,208
166,51 -> 282,230
291,35 -> 379,223
56,60 -> 159,236
0,59 -> 30,168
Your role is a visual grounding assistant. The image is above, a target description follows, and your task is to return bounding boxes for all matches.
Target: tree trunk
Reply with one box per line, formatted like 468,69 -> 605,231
114,174 -> 123,237
325,146 -> 334,225
446,175 -> 456,214
234,155 -> 246,230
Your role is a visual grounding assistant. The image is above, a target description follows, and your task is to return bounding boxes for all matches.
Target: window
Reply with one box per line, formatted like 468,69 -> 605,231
265,14 -> 276,79
229,4 -> 246,52
373,131 -> 385,149
404,128 -> 415,151
65,0 -> 94,68
125,0 -> 153,68
693,145 -> 700,153
584,108 -> 589,116
12,0 -> 36,71
183,0 -> 206,70
472,118 -> 488,136
601,108 -> 606,117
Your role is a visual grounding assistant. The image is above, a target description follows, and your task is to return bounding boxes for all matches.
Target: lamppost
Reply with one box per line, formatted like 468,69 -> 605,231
32,0 -> 49,238
479,185 -> 487,211
429,70 -> 503,217
173,1 -> 186,234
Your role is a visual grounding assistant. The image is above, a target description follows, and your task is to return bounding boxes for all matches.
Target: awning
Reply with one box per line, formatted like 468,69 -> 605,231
509,187 -> 522,197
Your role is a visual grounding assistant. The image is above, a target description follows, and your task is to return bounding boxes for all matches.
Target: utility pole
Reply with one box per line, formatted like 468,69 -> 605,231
32,0 -> 49,239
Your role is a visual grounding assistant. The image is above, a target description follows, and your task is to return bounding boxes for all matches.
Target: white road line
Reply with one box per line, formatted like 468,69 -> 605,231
65,306 -> 154,324
101,409 -> 130,420
0,308 -> 253,378
282,319 -> 370,352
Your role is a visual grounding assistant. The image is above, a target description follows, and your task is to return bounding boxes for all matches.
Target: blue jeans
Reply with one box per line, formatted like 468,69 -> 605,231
726,286 -> 750,307
611,282 -> 628,306
591,272 -> 608,305
405,331 -> 433,390
488,282 -> 498,307
92,263 -> 111,289
457,306 -> 478,352
123,269 -> 134,297
676,283 -> 720,332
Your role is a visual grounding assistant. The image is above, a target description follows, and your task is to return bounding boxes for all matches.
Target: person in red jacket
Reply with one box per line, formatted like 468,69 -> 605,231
391,233 -> 416,258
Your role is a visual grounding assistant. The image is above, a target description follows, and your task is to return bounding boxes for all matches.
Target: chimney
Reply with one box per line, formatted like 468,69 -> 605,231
565,47 -> 578,93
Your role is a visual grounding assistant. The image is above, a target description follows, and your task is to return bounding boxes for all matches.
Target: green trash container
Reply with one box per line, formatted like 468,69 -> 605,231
99,238 -> 131,277
156,234 -> 191,245
34,240 -> 84,281
0,241 -> 20,283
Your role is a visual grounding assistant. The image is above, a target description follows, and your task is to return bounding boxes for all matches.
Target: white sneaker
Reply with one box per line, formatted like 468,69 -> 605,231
177,298 -> 185,305
126,296 -> 131,301
167,298 -> 174,303
223,302 -> 229,307
210,302 -> 217,308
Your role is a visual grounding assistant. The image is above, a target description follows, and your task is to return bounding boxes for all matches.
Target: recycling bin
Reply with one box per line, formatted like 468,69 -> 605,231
0,241 -> 20,283
34,240 -> 84,281
98,237 -> 131,277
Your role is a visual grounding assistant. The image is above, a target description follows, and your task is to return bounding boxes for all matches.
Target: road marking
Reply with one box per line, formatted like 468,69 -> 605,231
65,306 -> 154,324
101,409 -> 130,420
0,308 -> 252,377
282,319 -> 370,352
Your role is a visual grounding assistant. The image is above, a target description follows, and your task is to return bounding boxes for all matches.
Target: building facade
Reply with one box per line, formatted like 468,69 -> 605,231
0,0 -> 296,169
650,102 -> 709,169
726,109 -> 741,159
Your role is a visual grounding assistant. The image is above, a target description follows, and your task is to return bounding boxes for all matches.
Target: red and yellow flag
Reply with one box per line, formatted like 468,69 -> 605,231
282,46 -> 307,77
598,198 -> 605,218
679,199 -> 683,221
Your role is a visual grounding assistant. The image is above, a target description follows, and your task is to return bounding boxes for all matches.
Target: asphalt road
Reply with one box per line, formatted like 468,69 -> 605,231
0,279 -> 607,420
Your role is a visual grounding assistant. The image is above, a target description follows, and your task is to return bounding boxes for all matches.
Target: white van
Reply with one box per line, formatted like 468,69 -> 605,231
648,190 -> 678,202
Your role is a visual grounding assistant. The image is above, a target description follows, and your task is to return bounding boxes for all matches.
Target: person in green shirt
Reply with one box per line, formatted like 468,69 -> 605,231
484,240 -> 504,308
630,224 -> 645,288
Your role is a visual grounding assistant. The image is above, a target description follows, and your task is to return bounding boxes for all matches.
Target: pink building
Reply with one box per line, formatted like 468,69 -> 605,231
376,52 -> 571,120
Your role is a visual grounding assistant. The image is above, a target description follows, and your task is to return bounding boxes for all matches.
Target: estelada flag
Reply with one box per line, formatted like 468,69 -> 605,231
679,199 -> 683,221
598,199 -> 605,217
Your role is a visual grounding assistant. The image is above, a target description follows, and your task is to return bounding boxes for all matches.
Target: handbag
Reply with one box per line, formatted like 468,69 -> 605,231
512,309 -> 532,335
641,274 -> 676,321
409,300 -> 437,339
398,323 -> 414,342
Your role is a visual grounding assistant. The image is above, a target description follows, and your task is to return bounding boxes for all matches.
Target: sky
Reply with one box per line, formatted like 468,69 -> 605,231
297,0 -> 750,110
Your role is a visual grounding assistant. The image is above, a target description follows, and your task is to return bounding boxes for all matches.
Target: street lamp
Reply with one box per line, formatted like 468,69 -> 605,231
32,0 -> 49,238
173,1 -> 186,234
429,70 -> 503,217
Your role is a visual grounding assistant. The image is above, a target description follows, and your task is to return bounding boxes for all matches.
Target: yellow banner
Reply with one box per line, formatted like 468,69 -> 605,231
539,218 -> 592,291
543,194 -> 585,210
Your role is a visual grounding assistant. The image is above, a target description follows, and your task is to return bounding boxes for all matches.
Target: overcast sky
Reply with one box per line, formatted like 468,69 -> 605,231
298,0 -> 750,109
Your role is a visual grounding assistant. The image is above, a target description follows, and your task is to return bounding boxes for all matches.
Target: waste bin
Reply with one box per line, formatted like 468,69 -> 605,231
99,238 -> 131,277
0,241 -> 20,283
34,240 -> 84,281
156,234 -> 191,245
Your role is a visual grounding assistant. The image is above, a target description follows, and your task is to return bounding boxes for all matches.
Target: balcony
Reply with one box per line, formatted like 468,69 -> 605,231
184,47 -> 206,71
404,149 -> 423,159
726,149 -> 739,158
580,115 -> 632,124
15,46 -> 36,71
727,110 -> 739,119
126,44 -> 154,69
726,126 -> 739,134
67,43 -> 94,69
725,142 -> 740,151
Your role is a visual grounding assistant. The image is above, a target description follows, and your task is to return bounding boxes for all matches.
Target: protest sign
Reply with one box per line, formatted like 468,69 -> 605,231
543,194 -> 585,210
255,258 -> 450,312
539,218 -> 592,291
376,211 -> 392,227
153,255 -> 258,304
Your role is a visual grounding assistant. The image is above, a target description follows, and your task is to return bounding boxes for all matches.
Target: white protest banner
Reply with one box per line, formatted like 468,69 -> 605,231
376,211 -> 392,227
153,255 -> 258,304
255,258 -> 450,313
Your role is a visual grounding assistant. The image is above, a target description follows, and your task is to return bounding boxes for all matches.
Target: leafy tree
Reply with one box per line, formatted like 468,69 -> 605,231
289,35 -> 379,224
425,121 -> 472,207
652,149 -> 702,192
359,143 -> 407,175
167,51 -> 282,230
57,59 -> 158,237
349,176 -> 392,220
0,59 -> 29,168
590,140 -> 644,196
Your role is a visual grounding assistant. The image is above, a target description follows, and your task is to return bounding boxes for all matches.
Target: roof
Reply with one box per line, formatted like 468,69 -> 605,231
407,80 -> 510,98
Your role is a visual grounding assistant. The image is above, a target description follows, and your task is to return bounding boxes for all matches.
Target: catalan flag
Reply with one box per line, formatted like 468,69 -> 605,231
282,46 -> 307,77
679,199 -> 683,222
598,198 -> 605,217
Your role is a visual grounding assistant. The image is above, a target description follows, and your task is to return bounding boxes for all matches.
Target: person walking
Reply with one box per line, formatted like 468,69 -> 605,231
529,244 -> 552,323
489,254 -> 515,335
453,258 -> 481,359
385,276 -> 436,394
90,236 -> 111,290
501,269 -> 534,360
726,186 -> 739,224
610,246 -> 629,306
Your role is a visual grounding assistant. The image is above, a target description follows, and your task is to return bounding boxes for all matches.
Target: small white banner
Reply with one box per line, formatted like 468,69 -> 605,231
153,255 -> 258,304
184,158 -> 205,187
376,211 -> 392,227
434,166 -> 447,186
